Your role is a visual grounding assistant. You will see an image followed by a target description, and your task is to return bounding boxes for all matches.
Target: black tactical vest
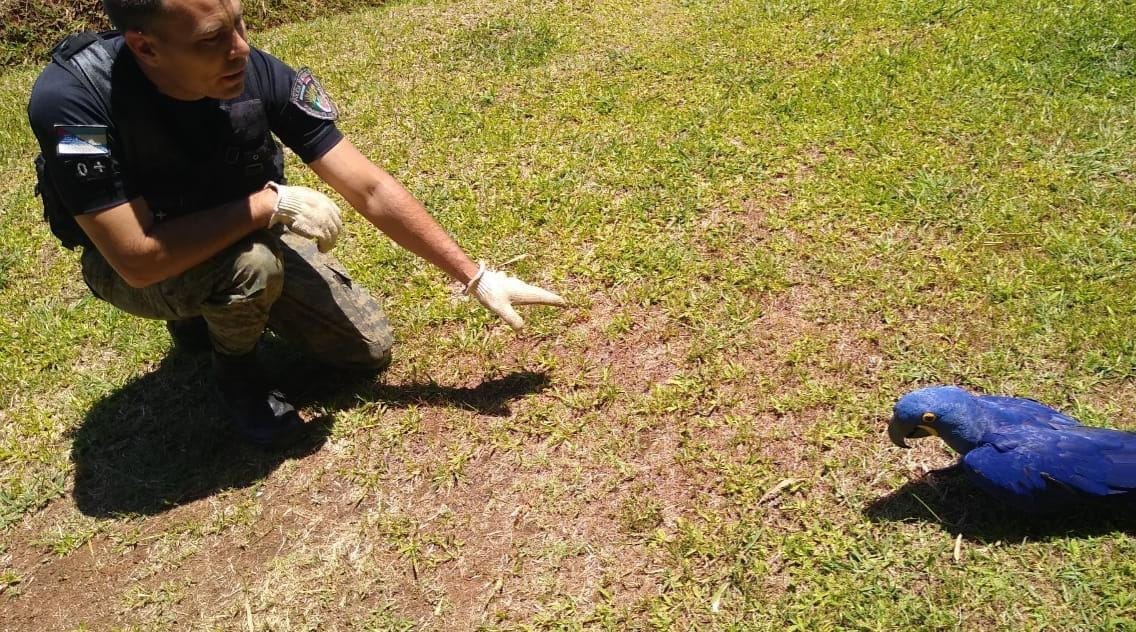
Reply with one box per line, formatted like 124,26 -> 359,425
35,31 -> 285,249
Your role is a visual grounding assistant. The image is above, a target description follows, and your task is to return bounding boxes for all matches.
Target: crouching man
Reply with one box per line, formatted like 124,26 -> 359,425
28,0 -> 566,447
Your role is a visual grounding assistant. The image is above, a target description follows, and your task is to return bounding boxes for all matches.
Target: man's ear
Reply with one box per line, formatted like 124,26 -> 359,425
123,29 -> 160,65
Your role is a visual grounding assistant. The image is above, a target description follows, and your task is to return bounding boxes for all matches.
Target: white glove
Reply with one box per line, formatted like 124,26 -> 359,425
265,182 -> 343,252
466,262 -> 568,331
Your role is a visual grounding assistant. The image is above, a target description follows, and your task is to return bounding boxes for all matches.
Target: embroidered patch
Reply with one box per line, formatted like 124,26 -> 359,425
290,68 -> 339,120
54,124 -> 110,156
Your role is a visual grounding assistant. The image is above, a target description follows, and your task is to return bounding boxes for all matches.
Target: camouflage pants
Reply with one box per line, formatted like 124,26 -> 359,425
80,228 -> 394,368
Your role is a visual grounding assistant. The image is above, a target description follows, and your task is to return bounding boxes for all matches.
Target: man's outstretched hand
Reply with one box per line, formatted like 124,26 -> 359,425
266,182 -> 343,252
466,263 -> 567,331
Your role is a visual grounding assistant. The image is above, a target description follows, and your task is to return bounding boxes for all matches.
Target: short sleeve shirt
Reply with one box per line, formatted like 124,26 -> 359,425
27,34 -> 343,217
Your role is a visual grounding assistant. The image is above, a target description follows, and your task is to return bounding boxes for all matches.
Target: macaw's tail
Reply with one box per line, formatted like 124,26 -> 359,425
1060,426 -> 1136,497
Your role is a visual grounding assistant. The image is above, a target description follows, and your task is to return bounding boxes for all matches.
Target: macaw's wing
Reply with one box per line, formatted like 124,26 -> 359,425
978,395 -> 1081,428
962,428 -> 1136,509
960,444 -> 1053,506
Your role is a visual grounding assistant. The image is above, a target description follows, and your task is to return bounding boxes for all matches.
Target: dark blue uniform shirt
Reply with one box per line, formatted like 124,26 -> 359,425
28,34 -> 342,220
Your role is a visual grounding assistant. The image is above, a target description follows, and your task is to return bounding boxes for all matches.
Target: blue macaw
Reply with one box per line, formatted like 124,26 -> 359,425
888,386 -> 1136,512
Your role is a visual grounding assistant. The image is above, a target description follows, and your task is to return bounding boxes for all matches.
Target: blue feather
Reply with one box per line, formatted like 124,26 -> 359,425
889,386 -> 1136,512
975,395 -> 1082,428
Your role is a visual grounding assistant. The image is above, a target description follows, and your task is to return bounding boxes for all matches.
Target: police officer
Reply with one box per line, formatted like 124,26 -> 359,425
27,0 -> 567,447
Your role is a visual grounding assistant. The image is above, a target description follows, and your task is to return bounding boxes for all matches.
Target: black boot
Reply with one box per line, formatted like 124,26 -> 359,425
212,350 -> 303,448
166,317 -> 211,352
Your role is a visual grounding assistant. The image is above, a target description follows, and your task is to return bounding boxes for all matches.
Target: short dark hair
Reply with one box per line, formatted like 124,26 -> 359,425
103,0 -> 166,32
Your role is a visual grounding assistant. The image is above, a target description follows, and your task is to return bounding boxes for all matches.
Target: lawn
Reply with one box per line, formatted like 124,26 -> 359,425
1,0 -> 1135,629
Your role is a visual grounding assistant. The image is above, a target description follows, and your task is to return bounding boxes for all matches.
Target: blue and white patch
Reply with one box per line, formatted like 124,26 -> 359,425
290,68 -> 339,121
54,124 -> 110,156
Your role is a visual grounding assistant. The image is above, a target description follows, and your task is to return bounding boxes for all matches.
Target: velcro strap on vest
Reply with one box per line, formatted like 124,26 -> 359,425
52,31 -> 118,114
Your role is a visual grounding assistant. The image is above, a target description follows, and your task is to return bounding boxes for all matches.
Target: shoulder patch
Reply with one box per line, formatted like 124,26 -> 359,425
54,124 -> 110,156
290,68 -> 339,121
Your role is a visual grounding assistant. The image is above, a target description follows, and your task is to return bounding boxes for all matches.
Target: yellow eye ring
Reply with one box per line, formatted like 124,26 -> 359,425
922,412 -> 937,423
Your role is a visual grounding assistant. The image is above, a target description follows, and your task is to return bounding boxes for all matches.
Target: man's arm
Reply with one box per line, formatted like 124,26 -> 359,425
308,139 -> 480,284
309,138 -> 566,330
75,189 -> 277,288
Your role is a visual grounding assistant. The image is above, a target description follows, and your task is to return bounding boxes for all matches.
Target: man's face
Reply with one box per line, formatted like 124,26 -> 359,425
131,0 -> 251,100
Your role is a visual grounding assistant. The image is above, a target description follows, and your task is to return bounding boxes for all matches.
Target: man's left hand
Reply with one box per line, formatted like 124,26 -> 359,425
466,263 -> 568,331
265,182 -> 343,253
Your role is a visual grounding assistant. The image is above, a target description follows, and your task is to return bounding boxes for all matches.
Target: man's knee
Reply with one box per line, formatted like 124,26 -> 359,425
338,321 -> 395,370
311,303 -> 395,370
355,342 -> 394,371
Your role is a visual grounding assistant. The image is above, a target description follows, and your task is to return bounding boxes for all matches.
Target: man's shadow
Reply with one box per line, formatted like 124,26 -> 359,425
70,345 -> 549,518
865,466 -> 1136,542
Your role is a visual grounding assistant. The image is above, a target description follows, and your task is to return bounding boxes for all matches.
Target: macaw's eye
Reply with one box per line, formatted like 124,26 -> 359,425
922,412 -> 937,423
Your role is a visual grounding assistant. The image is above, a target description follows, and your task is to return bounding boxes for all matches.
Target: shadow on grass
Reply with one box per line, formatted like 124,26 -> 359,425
865,466 -> 1136,542
70,346 -> 549,518
281,363 -> 551,417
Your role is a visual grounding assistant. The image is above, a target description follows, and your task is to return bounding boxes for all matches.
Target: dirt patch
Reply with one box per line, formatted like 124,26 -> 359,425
577,300 -> 688,394
2,256 -> 889,630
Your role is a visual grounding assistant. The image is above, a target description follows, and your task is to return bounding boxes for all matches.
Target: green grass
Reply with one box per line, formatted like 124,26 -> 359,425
2,0 -> 1136,628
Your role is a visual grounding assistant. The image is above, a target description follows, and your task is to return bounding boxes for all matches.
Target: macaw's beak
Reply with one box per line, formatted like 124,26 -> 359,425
888,418 -> 936,448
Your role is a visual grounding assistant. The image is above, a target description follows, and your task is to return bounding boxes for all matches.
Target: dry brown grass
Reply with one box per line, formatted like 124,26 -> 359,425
0,0 -> 390,68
